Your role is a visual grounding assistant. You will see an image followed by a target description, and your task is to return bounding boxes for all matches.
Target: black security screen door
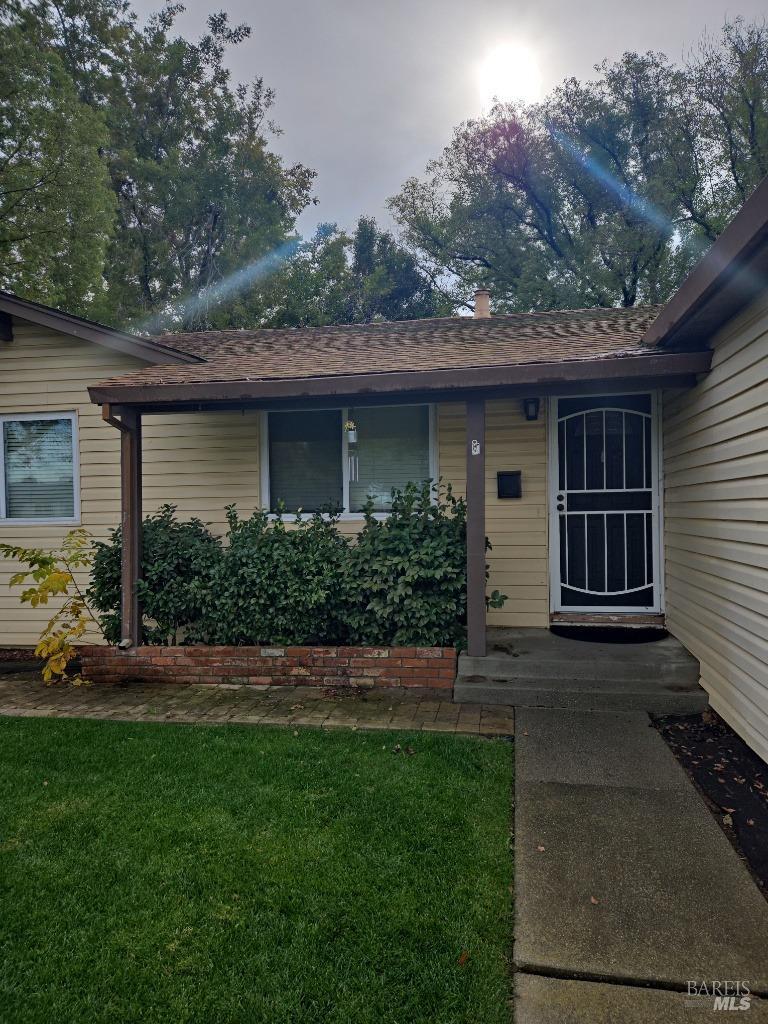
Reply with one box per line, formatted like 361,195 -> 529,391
553,394 -> 658,611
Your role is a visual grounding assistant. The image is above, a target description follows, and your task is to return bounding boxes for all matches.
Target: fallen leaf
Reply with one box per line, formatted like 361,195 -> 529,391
747,819 -> 755,826
406,746 -> 416,756
522,729 -> 529,737
590,896 -> 600,905
723,807 -> 737,814
723,814 -> 733,827
457,951 -> 469,967
292,730 -> 299,737
536,845 -> 546,852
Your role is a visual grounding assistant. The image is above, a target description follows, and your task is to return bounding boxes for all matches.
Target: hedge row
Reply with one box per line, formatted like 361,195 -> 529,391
89,483 -> 505,649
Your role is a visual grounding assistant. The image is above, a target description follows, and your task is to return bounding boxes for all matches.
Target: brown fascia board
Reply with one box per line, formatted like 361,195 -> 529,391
0,291 -> 200,365
88,350 -> 712,407
643,175 -> 768,349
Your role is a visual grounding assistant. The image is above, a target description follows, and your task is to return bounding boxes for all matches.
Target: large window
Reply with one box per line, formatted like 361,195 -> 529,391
263,405 -> 434,514
0,413 -> 78,522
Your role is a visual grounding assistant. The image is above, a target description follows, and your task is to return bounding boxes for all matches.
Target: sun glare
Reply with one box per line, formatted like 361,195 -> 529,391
477,41 -> 543,108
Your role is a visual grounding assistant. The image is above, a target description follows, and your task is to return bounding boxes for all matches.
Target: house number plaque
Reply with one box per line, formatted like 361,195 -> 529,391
471,439 -> 481,455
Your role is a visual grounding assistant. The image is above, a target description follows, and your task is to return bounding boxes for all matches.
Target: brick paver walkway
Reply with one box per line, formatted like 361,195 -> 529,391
0,671 -> 514,736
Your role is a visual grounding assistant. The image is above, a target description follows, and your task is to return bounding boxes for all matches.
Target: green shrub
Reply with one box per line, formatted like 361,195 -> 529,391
89,505 -> 221,644
189,505 -> 350,645
87,491 -> 506,649
344,481 -> 503,649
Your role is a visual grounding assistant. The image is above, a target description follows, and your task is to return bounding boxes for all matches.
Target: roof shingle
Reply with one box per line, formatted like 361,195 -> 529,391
99,306 -> 663,389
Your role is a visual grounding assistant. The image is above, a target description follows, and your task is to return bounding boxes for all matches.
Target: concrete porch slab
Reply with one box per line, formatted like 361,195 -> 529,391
514,709 -> 768,994
455,627 -> 706,712
513,974 -> 768,1023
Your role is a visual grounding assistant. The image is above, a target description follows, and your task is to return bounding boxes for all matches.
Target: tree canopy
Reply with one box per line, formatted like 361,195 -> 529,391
2,6 -> 767,325
390,19 -> 768,311
0,12 -> 115,313
1,0 -> 315,326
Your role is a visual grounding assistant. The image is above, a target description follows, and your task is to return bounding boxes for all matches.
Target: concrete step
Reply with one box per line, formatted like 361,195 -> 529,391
458,652 -> 698,684
455,628 -> 707,713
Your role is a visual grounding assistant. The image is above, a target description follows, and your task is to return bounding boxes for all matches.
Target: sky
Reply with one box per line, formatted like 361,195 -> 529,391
132,0 -> 768,238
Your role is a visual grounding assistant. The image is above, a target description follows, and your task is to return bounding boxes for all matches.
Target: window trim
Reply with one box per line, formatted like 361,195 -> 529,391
0,410 -> 81,526
259,404 -> 438,520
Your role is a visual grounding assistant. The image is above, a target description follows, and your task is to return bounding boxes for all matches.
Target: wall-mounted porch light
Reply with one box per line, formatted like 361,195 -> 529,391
522,398 -> 540,422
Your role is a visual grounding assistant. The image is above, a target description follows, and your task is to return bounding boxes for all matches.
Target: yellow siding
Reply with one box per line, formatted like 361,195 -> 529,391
438,400 -> 549,628
0,319 -> 261,645
0,317 -> 550,644
663,293 -> 768,763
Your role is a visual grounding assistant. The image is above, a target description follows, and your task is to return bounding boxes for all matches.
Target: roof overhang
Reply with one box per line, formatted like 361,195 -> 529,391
0,291 -> 200,365
89,349 -> 711,411
643,176 -> 768,349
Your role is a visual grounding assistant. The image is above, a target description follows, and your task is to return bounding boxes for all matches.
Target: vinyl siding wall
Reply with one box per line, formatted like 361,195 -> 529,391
437,400 -> 549,628
663,293 -> 768,763
0,318 -> 550,645
0,319 -> 261,645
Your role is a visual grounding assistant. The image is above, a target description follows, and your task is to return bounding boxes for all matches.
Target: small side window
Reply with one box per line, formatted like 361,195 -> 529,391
1,414 -> 77,521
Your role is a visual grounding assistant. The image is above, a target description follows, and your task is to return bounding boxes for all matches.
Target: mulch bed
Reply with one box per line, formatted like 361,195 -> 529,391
0,649 -> 41,675
0,648 -> 38,662
654,709 -> 768,895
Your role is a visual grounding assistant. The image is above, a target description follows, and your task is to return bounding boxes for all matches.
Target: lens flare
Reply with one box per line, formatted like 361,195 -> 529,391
133,238 -> 301,335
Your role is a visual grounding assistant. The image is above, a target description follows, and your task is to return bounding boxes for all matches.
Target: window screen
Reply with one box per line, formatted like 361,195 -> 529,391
268,410 -> 343,512
348,406 -> 430,512
3,417 -> 76,519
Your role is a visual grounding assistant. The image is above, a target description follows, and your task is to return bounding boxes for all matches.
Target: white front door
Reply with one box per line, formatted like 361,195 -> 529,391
548,393 -> 662,614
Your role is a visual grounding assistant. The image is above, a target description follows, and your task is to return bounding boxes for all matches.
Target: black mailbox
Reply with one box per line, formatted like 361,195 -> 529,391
497,471 -> 522,499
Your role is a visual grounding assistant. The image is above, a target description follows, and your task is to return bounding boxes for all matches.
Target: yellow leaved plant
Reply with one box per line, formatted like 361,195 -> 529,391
0,529 -> 105,684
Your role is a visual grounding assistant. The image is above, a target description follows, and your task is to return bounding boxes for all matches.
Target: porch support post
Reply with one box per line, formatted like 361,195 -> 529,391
466,398 -> 486,657
120,409 -> 142,647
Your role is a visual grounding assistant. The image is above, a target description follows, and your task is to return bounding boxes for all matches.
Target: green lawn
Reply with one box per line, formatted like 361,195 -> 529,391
0,717 -> 513,1024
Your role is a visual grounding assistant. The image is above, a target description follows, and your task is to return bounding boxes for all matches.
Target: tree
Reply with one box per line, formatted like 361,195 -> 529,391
0,15 -> 115,313
691,19 -> 768,233
209,216 -> 452,329
348,216 -> 450,321
390,19 -> 768,311
7,0 -> 315,328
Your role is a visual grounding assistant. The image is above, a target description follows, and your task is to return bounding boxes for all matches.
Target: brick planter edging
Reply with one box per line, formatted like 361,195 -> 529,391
79,644 -> 457,690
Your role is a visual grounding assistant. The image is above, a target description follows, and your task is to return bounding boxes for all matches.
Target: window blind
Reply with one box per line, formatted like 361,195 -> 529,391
268,410 -> 343,512
3,418 -> 75,519
349,405 -> 430,512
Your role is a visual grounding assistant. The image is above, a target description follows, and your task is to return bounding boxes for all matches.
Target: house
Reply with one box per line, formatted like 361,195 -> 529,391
0,176 -> 766,759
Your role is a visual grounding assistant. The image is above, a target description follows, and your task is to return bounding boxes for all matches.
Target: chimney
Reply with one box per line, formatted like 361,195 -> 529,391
473,288 -> 490,318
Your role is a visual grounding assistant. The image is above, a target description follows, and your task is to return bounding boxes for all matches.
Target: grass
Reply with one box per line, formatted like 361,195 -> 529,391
0,717 -> 513,1024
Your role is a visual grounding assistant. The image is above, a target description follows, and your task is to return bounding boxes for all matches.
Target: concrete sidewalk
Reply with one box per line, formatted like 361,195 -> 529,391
513,709 -> 768,1022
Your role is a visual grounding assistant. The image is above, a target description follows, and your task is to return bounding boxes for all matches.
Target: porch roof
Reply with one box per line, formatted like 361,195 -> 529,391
88,305 -> 710,408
